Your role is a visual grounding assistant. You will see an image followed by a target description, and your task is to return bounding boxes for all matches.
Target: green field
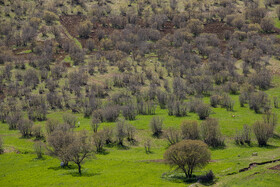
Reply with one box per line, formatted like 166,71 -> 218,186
1,76 -> 280,186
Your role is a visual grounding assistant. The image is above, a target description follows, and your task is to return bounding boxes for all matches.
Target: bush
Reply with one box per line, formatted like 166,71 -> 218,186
198,170 -> 215,183
188,98 -> 203,113
92,131 -> 105,153
249,92 -> 270,113
137,100 -> 157,115
102,105 -> 120,122
263,112 -> 278,131
78,21 -> 93,38
0,136 -> 3,154
165,127 -> 181,145
32,125 -> 43,139
220,94 -> 234,111
144,138 -> 152,153
150,116 -> 163,137
115,119 -> 127,146
273,97 -> 279,108
103,126 -> 113,144
181,120 -> 200,140
6,112 -> 23,130
196,103 -> 211,120
253,121 -> 273,146
164,140 -> 211,178
43,11 -> 58,25
45,119 -> 59,135
18,119 -> 33,137
125,123 -> 136,142
210,95 -> 221,108
34,141 -> 44,159
63,113 -> 77,128
201,118 -> 224,147
167,99 -> 188,117
260,18 -> 274,33
122,104 -> 137,121
91,117 -> 100,133
234,124 -> 251,145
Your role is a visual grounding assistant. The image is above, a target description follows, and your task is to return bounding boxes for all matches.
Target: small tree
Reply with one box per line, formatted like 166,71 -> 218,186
115,119 -> 127,146
125,123 -> 136,142
63,113 -> 77,128
32,125 -> 43,139
18,119 -> 33,137
196,103 -> 211,120
253,121 -> 273,146
91,117 -> 101,133
181,120 -> 200,140
78,21 -> 93,38
0,136 -> 3,154
150,116 -> 163,137
92,131 -> 105,153
277,6 -> 280,20
187,19 -> 204,36
68,131 -> 93,175
34,141 -> 44,159
234,124 -> 251,145
45,119 -> 59,135
165,127 -> 181,145
144,138 -> 152,153
260,18 -> 274,33
201,118 -> 224,147
164,140 -> 211,178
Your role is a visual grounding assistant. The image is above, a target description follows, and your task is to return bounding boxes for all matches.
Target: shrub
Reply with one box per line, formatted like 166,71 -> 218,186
78,21 -> 93,38
150,116 -> 163,137
188,98 -> 203,113
115,119 -> 127,146
165,127 -> 181,145
0,136 -> 3,154
63,113 -> 77,128
198,170 -> 215,183
45,119 -> 59,135
234,124 -> 251,145
137,100 -> 157,115
210,95 -> 221,108
249,92 -> 270,113
6,112 -> 23,130
260,18 -> 274,33
263,112 -> 278,131
220,94 -> 234,111
188,19 -> 204,36
164,140 -> 211,178
144,138 -> 152,153
125,123 -> 136,142
92,131 -> 105,153
32,125 -> 43,139
18,119 -> 33,137
196,103 -> 211,120
34,141 -> 44,159
91,117 -> 101,133
201,118 -> 224,147
167,99 -> 188,117
181,120 -> 200,140
122,104 -> 137,121
102,105 -> 120,122
273,97 -> 279,108
43,11 -> 58,25
253,121 -> 273,146
103,126 -> 113,144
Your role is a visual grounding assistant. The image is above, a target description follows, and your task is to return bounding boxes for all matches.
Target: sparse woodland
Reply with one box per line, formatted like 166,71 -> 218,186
1,0 -> 280,186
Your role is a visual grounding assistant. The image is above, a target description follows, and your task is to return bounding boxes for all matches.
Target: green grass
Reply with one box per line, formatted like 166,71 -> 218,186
1,76 -> 280,186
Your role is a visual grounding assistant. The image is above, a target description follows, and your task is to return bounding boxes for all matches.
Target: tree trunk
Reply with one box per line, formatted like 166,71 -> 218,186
78,163 -> 81,175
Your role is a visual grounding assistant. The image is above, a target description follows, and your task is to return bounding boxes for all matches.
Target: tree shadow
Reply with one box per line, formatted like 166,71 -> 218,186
66,171 -> 101,177
48,164 -> 78,171
96,149 -> 110,155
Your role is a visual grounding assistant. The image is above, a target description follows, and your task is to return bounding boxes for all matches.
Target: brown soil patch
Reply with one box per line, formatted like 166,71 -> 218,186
269,164 -> 280,170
